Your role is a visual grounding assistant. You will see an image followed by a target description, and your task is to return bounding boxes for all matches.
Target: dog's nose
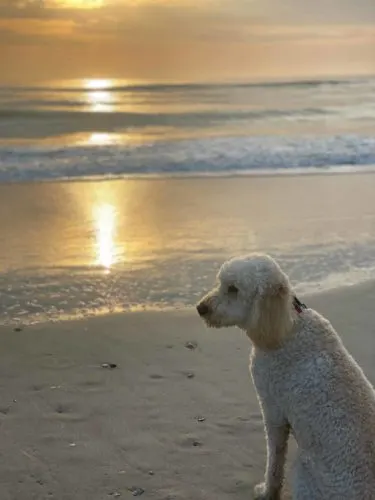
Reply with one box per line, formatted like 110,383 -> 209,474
197,302 -> 210,316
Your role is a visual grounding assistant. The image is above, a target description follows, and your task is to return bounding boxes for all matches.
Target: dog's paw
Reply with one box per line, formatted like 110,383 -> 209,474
253,483 -> 280,500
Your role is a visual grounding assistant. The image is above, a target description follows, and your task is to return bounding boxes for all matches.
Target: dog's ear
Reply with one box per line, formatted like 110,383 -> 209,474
267,282 -> 289,298
247,280 -> 293,349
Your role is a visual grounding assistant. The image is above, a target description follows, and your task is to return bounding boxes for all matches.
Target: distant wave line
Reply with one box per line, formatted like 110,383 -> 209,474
0,77 -> 373,94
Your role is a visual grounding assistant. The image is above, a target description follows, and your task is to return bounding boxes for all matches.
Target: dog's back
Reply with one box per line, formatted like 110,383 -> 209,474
251,308 -> 375,499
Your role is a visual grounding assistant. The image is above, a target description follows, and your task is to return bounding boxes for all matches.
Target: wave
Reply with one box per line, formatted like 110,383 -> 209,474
7,99 -> 99,108
1,134 -> 374,183
0,106 -> 333,124
0,76 -> 372,94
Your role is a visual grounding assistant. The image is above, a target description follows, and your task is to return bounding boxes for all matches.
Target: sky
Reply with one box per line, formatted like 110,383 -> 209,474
0,0 -> 374,84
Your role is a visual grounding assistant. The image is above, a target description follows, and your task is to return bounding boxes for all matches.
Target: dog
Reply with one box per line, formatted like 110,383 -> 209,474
197,254 -> 375,499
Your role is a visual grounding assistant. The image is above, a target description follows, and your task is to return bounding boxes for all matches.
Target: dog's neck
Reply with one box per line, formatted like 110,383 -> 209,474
244,293 -> 299,350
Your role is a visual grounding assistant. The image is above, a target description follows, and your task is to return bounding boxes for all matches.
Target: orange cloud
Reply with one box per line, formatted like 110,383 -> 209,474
0,0 -> 374,83
0,17 -> 75,36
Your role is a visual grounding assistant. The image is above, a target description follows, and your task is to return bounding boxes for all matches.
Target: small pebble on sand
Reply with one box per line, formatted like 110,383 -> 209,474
184,341 -> 198,350
129,487 -> 145,496
101,363 -> 117,369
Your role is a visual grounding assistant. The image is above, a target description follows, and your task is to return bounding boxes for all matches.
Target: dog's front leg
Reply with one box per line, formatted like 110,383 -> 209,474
254,420 -> 290,500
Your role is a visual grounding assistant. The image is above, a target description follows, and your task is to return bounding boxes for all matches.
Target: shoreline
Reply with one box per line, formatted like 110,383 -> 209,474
2,174 -> 375,327
7,276 -> 375,328
1,164 -> 375,186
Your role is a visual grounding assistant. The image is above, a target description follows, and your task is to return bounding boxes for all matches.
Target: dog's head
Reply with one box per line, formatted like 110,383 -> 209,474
196,254 -> 295,348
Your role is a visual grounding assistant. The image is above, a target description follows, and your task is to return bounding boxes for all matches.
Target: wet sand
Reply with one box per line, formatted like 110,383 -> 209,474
2,173 -> 375,324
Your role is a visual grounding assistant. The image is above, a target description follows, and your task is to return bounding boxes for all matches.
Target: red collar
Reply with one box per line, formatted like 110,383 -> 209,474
293,296 -> 307,313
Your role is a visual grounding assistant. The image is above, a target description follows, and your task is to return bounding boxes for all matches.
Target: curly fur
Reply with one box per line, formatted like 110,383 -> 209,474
197,253 -> 375,499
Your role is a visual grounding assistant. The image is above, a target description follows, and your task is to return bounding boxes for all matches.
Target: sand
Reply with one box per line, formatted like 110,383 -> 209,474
1,282 -> 375,500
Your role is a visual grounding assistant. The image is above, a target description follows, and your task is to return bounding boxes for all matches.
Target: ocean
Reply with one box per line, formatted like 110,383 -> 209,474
1,76 -> 375,325
1,77 -> 375,182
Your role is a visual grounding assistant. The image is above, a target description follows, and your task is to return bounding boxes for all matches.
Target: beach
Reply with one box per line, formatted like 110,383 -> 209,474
1,76 -> 375,499
0,174 -> 375,498
1,281 -> 375,499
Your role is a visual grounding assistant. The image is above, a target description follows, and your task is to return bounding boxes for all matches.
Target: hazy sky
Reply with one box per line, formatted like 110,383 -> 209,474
0,0 -> 374,83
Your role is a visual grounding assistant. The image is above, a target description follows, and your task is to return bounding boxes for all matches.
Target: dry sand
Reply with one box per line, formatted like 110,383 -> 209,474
1,282 -> 375,499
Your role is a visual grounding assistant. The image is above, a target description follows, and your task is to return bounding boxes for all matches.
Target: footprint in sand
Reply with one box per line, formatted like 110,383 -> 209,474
179,436 -> 203,448
49,403 -> 85,422
55,403 -> 71,415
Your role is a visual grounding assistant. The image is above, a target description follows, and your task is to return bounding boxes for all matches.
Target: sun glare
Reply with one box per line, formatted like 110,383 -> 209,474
87,133 -> 117,146
84,79 -> 112,90
94,203 -> 117,270
57,0 -> 104,9
83,79 -> 114,112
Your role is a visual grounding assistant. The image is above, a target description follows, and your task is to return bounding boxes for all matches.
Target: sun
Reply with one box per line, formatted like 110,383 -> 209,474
56,0 -> 104,8
84,79 -> 112,90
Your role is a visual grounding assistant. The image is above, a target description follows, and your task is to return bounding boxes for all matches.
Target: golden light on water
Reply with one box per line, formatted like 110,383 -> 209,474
84,79 -> 114,112
74,131 -> 132,146
87,132 -> 121,146
94,203 -> 118,270
87,90 -> 113,112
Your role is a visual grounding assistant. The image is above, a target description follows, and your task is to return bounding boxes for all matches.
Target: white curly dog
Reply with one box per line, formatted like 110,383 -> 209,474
196,254 -> 375,500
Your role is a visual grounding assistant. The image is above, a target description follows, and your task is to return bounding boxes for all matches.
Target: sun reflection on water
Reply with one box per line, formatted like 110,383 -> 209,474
84,79 -> 114,113
94,203 -> 118,270
87,132 -> 123,146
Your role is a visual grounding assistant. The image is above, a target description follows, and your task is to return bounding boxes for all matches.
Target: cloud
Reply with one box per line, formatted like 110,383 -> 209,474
0,0 -> 264,47
0,0 -> 374,83
73,2 -> 260,42
1,0 -> 374,25
0,0 -> 47,18
258,0 -> 375,24
1,0 -> 374,45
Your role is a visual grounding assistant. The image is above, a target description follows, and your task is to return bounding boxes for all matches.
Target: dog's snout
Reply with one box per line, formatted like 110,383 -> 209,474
197,302 -> 210,316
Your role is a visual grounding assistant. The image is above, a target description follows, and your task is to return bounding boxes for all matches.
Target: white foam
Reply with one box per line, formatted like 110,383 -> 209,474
1,134 -> 375,182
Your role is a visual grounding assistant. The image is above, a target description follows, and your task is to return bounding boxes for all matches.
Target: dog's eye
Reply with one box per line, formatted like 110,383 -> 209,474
227,285 -> 238,295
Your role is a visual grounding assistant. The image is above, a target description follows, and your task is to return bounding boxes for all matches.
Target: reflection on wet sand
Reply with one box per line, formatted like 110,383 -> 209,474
94,203 -> 117,270
1,175 -> 375,324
